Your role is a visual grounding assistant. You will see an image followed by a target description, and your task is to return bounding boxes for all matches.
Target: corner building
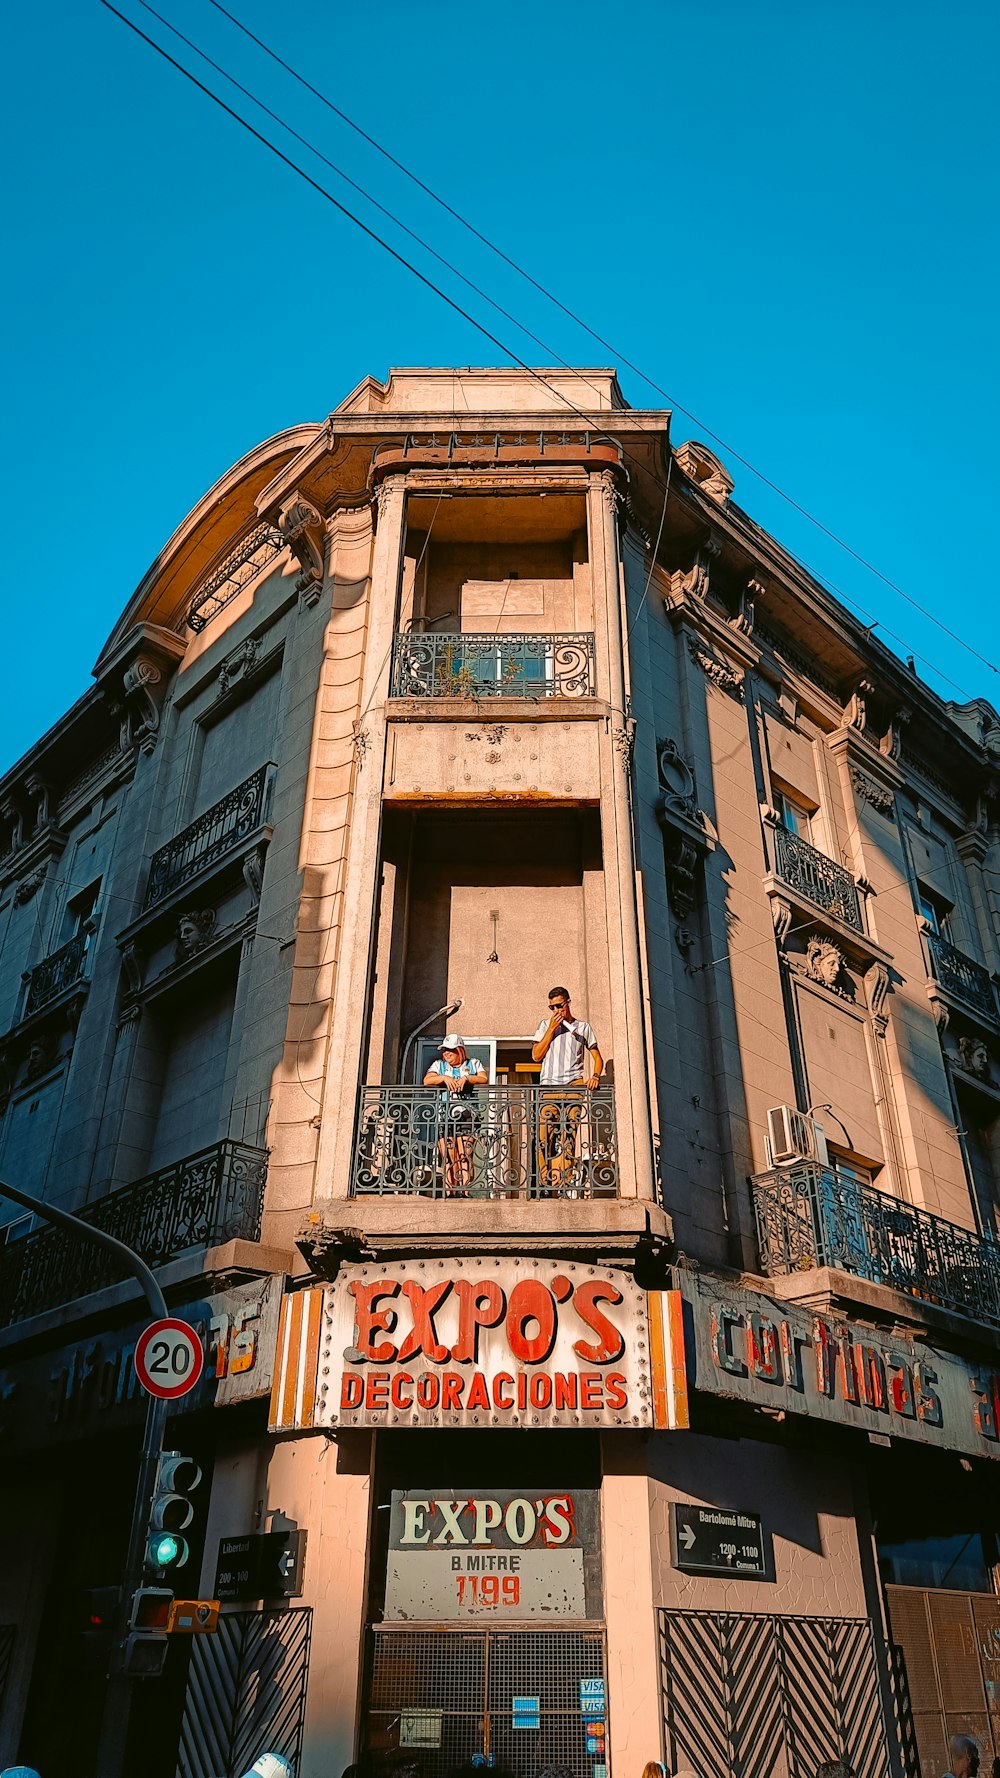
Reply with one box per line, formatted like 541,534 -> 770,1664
1,368 -> 1000,1778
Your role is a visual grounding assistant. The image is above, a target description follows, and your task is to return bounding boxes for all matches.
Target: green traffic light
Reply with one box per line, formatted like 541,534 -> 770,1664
150,1532 -> 185,1569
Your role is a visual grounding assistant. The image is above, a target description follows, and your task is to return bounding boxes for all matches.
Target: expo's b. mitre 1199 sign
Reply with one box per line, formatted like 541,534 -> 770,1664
269,1259 -> 671,1430
385,1488 -> 602,1619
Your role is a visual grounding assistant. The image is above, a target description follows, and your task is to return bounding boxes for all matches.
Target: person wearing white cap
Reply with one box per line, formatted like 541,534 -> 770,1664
423,1035 -> 487,1194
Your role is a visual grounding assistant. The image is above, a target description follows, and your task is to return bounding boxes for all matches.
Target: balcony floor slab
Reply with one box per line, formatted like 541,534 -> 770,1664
300,1196 -> 673,1272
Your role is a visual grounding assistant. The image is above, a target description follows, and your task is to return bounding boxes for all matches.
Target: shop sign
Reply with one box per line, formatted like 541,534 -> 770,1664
0,1275 -> 284,1451
384,1487 -> 602,1620
270,1260 -> 687,1431
399,1712 -> 443,1748
673,1271 -> 1000,1462
671,1503 -> 767,1578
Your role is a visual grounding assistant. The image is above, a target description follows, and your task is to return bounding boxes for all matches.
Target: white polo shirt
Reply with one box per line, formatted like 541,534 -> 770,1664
533,1016 -> 599,1087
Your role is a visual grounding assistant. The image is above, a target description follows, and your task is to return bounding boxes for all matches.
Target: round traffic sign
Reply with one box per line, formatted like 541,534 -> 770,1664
134,1318 -> 204,1399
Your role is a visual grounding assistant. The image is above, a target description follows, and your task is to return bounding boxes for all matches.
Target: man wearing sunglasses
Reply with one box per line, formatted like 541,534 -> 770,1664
532,986 -> 604,1193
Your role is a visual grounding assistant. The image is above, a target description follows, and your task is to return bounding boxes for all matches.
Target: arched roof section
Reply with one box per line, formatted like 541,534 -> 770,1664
94,422 -> 322,674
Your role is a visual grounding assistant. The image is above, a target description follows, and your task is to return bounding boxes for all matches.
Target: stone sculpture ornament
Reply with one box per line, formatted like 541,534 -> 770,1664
175,909 -> 216,963
957,1035 -> 992,1082
803,936 -> 847,993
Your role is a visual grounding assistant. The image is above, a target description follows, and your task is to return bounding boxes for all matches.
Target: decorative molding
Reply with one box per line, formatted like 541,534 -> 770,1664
957,1034 -> 992,1082
217,634 -> 260,696
850,766 -> 894,816
686,636 -> 744,699
12,866 -> 47,907
121,941 -> 143,995
865,961 -> 891,1030
122,654 -> 165,755
242,844 -> 266,906
612,721 -> 636,773
174,909 -> 217,965
843,678 -> 875,733
731,574 -> 763,637
352,721 -> 370,771
669,533 -> 722,605
674,924 -> 696,958
801,935 -> 850,996
597,467 -> 624,526
657,738 -> 698,817
674,441 -> 733,504
23,1036 -> 53,1082
277,492 -> 326,594
880,704 -> 912,763
771,895 -> 793,946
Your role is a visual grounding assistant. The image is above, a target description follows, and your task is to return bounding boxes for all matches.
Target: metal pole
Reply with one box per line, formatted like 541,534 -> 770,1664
0,1177 -> 174,1778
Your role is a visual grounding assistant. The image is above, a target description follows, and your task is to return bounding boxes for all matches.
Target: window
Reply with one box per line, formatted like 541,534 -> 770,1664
774,790 -> 813,842
918,887 -> 952,937
61,877 -> 101,945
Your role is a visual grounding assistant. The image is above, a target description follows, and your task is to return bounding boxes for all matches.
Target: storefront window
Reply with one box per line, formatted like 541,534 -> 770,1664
878,1531 -> 993,1592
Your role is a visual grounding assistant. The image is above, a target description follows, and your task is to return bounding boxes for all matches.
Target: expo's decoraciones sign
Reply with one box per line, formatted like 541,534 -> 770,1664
269,1259 -> 686,1430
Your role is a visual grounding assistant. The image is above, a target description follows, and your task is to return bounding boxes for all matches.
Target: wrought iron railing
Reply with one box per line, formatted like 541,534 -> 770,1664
389,631 -> 597,700
352,1084 -> 618,1199
187,522 -> 284,633
752,1162 -> 1000,1329
144,763 -> 273,908
773,827 -> 862,931
927,931 -> 998,1021
0,1139 -> 268,1328
23,931 -> 89,1018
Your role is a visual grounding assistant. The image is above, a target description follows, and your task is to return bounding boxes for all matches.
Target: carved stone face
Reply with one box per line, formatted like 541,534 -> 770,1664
806,941 -> 843,988
177,917 -> 200,952
24,1040 -> 47,1079
959,1037 -> 991,1080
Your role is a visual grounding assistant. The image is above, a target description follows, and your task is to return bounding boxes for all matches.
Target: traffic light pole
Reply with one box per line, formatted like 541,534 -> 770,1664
0,1177 -> 171,1778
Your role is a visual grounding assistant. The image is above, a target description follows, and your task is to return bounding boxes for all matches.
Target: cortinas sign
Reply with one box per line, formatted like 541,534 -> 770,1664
676,1271 -> 1000,1462
269,1259 -> 688,1430
384,1488 -> 602,1619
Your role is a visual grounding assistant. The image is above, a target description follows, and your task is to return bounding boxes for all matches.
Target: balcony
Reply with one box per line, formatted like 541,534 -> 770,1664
23,931 -> 89,1018
0,1139 -> 268,1328
773,826 -> 863,932
752,1162 -> 1000,1330
352,1085 -> 619,1200
926,930 -> 998,1024
144,763 -> 273,909
389,632 -> 596,701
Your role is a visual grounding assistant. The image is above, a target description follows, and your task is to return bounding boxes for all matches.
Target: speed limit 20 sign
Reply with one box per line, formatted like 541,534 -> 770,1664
134,1318 -> 204,1399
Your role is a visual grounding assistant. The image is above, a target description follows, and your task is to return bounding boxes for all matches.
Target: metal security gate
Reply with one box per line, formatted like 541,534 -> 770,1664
658,1610 -> 896,1778
368,1628 -> 608,1778
176,1607 -> 312,1778
886,1586 -> 1000,1777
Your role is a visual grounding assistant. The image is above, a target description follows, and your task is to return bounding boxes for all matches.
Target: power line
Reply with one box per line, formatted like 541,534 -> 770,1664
97,0 -> 978,704
202,0 -> 998,685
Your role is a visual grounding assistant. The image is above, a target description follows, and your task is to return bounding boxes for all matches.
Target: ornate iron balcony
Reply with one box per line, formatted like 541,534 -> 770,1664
0,1139 -> 268,1328
774,827 -> 862,931
23,931 -> 89,1018
352,1084 -> 618,1199
389,631 -> 596,700
927,931 -> 998,1021
144,763 -> 272,908
752,1162 -> 1000,1329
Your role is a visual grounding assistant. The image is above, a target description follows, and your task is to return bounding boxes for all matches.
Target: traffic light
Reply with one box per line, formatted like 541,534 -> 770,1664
145,1449 -> 202,1577
120,1586 -> 173,1678
78,1585 -> 121,1669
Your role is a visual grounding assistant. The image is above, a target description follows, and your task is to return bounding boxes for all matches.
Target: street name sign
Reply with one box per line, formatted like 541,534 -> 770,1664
671,1503 -> 767,1578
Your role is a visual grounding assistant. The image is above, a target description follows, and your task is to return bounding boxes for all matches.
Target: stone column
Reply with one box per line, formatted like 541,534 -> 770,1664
587,469 -> 655,1203
313,475 -> 407,1200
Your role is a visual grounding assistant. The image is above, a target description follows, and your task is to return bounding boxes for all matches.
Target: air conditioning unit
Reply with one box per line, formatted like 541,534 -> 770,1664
765,1105 -> 829,1167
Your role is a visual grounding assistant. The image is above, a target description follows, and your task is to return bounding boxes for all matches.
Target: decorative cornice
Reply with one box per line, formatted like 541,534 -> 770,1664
686,635 -> 744,699
850,766 -> 895,816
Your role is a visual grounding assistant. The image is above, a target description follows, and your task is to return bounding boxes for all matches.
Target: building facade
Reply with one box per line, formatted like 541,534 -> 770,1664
1,367 -> 999,1778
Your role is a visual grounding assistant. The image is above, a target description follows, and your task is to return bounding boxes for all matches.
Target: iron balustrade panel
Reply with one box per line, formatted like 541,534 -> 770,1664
186,522 -> 284,634
752,1163 -> 1000,1328
144,765 -> 272,907
390,631 -> 596,700
773,826 -> 862,930
0,1139 -> 268,1327
928,930 -> 998,1020
23,931 -> 89,1016
352,1085 -> 618,1199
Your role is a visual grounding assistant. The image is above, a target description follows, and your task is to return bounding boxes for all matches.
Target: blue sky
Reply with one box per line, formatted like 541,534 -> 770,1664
3,1 -> 997,764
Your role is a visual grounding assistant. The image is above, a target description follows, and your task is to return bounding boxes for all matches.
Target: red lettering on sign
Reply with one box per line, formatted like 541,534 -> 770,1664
466,1372 -> 490,1412
451,1280 -> 506,1363
605,1372 -> 628,1410
971,1373 -> 998,1440
441,1372 -> 464,1412
854,1344 -> 887,1412
398,1281 -> 452,1363
391,1373 -> 414,1410
551,1274 -> 573,1303
748,1313 -> 781,1382
887,1356 -> 915,1418
366,1371 -> 390,1411
341,1373 -> 364,1408
507,1281 -> 557,1364
517,1372 -> 528,1411
580,1372 -> 604,1411
554,1372 -> 578,1410
572,1281 -> 625,1364
349,1280 -> 400,1363
416,1373 -> 441,1410
529,1373 -> 553,1409
493,1373 -> 515,1410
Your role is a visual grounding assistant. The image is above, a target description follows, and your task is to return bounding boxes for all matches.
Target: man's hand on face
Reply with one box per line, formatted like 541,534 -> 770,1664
548,996 -> 570,1028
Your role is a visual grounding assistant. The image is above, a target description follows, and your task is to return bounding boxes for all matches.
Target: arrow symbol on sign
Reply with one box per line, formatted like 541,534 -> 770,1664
679,1525 -> 696,1550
